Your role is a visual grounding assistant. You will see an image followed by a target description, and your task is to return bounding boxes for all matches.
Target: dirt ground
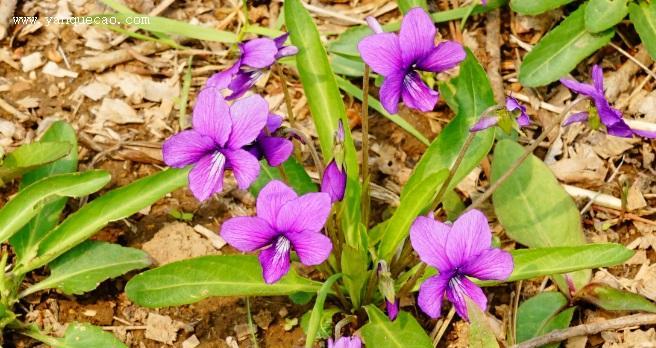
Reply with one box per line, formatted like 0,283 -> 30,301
1,0 -> 656,347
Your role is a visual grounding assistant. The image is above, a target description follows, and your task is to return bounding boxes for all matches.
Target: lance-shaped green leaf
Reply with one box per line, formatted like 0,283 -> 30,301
400,51 -> 495,213
467,298 -> 500,348
398,0 -> 428,14
585,0 -> 628,33
516,292 -> 568,344
21,241 -> 151,297
341,244 -> 369,308
0,142 -> 71,183
577,283 -> 656,313
11,121 -> 78,261
285,0 -> 362,247
361,305 -> 432,348
305,274 -> 342,348
536,307 -> 575,348
249,158 -> 317,196
519,4 -> 614,87
378,170 -> 448,261
510,0 -> 573,15
59,323 -> 127,348
0,171 -> 110,245
17,168 -> 188,274
629,2 -> 656,61
125,255 -> 322,307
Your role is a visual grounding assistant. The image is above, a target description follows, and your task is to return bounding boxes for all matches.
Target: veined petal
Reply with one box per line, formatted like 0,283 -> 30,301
357,33 -> 403,76
226,69 -> 264,101
206,63 -> 240,89
446,276 -> 487,321
462,248 -> 514,281
276,192 -> 331,234
256,180 -> 298,226
592,64 -> 605,93
192,88 -> 232,147
470,116 -> 499,132
409,216 -> 451,271
444,210 -> 491,267
240,38 -> 278,68
399,7 -> 436,67
287,231 -> 332,266
260,136 -> 293,167
224,149 -> 260,189
417,274 -> 450,319
401,71 -> 439,112
258,237 -> 291,284
188,152 -> 226,201
266,113 -> 284,133
560,78 -> 599,98
162,130 -> 215,167
329,336 -> 362,348
273,33 -> 289,48
226,94 -> 269,149
221,216 -> 277,252
380,72 -> 404,114
562,112 -> 589,126
321,160 -> 346,202
417,41 -> 466,72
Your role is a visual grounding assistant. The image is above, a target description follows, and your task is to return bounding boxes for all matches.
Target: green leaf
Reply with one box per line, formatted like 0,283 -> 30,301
516,292 -> 568,343
361,305 -> 432,348
378,170 -> 448,260
0,171 -> 110,245
249,158 -> 317,196
400,51 -> 495,211
285,0 -> 362,247
22,241 -> 151,297
59,323 -> 127,348
539,307 -> 575,348
629,2 -> 656,61
510,0 -> 573,15
335,75 -> 430,145
301,308 -> 339,340
492,139 -> 590,290
0,142 -> 71,183
17,168 -> 188,274
585,0 -> 628,33
126,255 -> 321,307
577,283 -> 656,313
398,0 -> 428,14
11,122 -> 79,261
305,274 -> 341,348
331,53 -> 365,77
341,244 -> 369,308
519,3 -> 614,87
467,298 -> 500,348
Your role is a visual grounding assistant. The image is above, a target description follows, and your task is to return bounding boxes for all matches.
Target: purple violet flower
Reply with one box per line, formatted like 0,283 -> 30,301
207,34 -> 298,100
162,91 -> 267,202
386,299 -> 399,321
321,160 -> 346,203
221,180 -> 332,284
470,96 -> 530,133
409,210 -> 514,321
245,113 -> 293,167
560,65 -> 656,139
357,8 -> 466,114
328,336 -> 362,348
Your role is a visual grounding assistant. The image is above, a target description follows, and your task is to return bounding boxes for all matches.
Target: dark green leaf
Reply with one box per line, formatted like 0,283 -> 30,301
126,255 -> 321,307
629,2 -> 656,61
516,292 -> 568,343
519,3 -> 614,87
539,307 -> 575,348
361,305 -> 432,348
305,274 -> 342,348
510,0 -> 573,15
585,0 -> 628,33
577,283 -> 656,313
249,158 -> 317,196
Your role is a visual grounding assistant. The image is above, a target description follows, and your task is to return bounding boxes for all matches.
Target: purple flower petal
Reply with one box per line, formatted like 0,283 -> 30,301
328,336 -> 362,348
276,46 -> 298,59
258,236 -> 291,284
399,8 -> 436,67
274,33 -> 289,48
266,113 -> 284,133
275,192 -> 331,234
188,152 -> 226,201
287,231 -> 332,266
446,276 -> 487,321
560,78 -> 599,99
462,248 -> 514,281
192,88 -> 232,146
401,71 -> 439,112
357,33 -> 403,76
223,149 -> 260,189
606,119 -> 635,138
386,299 -> 399,321
260,136 -> 293,167
226,69 -> 264,101
409,216 -> 451,271
417,41 -> 466,73
366,16 -> 384,34
632,128 -> 656,139
226,95 -> 269,149
417,273 -> 449,318
256,180 -> 298,226
206,63 -> 240,89
592,64 -> 604,93
221,216 -> 277,251
321,160 -> 346,202
517,112 -> 530,127
444,210 -> 491,267
239,38 -> 278,69
380,72 -> 404,114
562,112 -> 589,126
481,0 -> 487,5
162,130 -> 215,167
470,116 -> 499,132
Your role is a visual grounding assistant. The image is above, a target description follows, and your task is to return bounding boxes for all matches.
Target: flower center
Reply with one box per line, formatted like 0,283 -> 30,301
273,236 -> 291,264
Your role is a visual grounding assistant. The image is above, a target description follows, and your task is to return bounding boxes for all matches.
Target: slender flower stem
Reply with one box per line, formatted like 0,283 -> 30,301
361,65 -> 371,227
276,64 -> 297,129
246,297 -> 260,348
466,97 -> 585,212
430,132 -> 477,212
284,129 -> 324,177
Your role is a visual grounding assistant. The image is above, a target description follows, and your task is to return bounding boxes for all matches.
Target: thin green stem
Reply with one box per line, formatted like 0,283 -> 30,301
429,132 -> 477,212
276,64 -> 297,129
361,65 -> 371,227
20,327 -> 64,348
246,297 -> 260,348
